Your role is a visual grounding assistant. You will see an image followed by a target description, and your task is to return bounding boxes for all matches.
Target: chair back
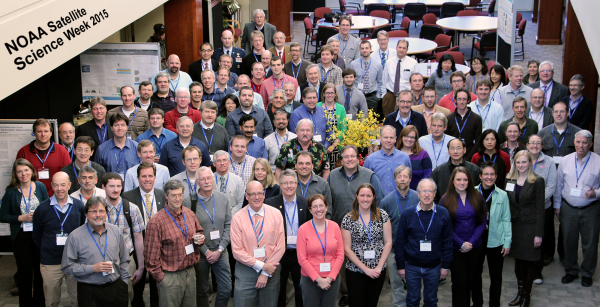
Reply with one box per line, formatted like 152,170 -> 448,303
371,25 -> 392,39
422,13 -> 437,25
481,31 -> 497,47
469,0 -> 481,6
487,60 -> 496,71
400,16 -> 410,29
304,17 -> 313,36
457,10 -> 480,16
419,24 -> 445,41
315,26 -> 338,46
388,30 -> 409,38
366,4 -> 389,15
488,0 -> 496,15
515,12 -> 522,24
434,34 -> 452,52
436,51 -> 465,65
369,10 -> 391,21
441,2 -> 465,18
403,3 -> 428,19
339,0 -> 347,13
315,7 -> 332,21
518,18 -> 527,37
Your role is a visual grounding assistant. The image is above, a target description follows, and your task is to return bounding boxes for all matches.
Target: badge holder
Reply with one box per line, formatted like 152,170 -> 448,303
420,240 -> 432,252
254,246 -> 266,258
23,222 -> 33,232
39,168 -> 50,180
56,233 -> 68,246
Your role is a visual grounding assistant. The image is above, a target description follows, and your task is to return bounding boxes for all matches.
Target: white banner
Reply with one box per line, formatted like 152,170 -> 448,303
0,0 -> 167,101
497,0 -> 514,43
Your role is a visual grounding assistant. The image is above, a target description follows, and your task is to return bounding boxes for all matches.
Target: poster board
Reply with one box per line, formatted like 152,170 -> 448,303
0,119 -> 58,254
80,42 -> 161,105
496,0 -> 515,67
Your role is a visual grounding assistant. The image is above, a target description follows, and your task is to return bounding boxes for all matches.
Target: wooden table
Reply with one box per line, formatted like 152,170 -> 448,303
363,0 -> 469,5
318,16 -> 389,30
367,37 -> 438,54
417,63 -> 471,78
436,16 -> 498,46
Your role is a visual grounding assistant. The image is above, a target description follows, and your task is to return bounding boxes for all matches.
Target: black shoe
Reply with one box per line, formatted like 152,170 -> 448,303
561,274 -> 578,284
339,296 -> 348,306
581,276 -> 593,287
10,284 -> 18,296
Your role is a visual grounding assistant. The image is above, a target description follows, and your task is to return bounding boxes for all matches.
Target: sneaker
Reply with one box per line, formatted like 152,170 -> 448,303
533,278 -> 543,285
439,278 -> 446,284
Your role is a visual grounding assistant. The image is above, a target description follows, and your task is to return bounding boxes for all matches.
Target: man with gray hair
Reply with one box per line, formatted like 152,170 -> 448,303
241,9 -> 276,54
164,87 -> 202,133
70,165 -> 107,201
554,130 -> 600,287
282,81 -> 303,113
559,74 -> 592,129
150,71 -> 177,112
379,165 -> 419,306
269,31 -> 291,64
159,116 -> 212,176
192,100 -> 230,156
296,64 -> 325,104
265,108 -> 297,171
528,60 -> 569,109
212,150 -> 245,215
370,30 -> 397,68
266,89 -> 287,127
418,112 -> 456,168
284,42 -> 311,85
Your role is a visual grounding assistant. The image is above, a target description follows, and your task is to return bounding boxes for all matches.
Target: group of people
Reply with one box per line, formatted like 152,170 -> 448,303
0,8 -> 597,307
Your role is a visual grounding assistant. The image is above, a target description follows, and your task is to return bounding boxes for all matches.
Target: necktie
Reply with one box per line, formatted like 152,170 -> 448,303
382,52 -> 387,67
542,85 -> 548,106
363,60 -> 370,92
254,214 -> 266,260
345,88 -> 352,111
394,59 -> 402,95
227,50 -> 230,55
204,62 -> 208,70
145,194 -> 153,220
220,176 -> 226,192
279,51 -> 282,58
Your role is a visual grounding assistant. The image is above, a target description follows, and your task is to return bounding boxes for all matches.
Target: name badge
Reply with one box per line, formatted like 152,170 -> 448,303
127,134 -> 132,139
347,114 -> 353,120
254,247 -> 266,258
356,82 -> 364,91
39,169 -> 50,180
314,135 -> 322,142
210,230 -> 220,240
56,233 -> 68,246
118,173 -> 125,180
320,263 -> 331,272
253,134 -> 258,137
570,188 -> 581,197
23,222 -> 33,232
185,244 -> 195,255
210,155 -> 214,162
505,183 -> 515,192
287,236 -> 297,244
552,156 -> 562,164
102,262 -> 115,276
364,250 -> 375,259
420,240 -> 432,251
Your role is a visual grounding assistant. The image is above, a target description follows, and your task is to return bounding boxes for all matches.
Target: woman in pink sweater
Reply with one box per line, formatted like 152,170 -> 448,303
296,194 -> 345,307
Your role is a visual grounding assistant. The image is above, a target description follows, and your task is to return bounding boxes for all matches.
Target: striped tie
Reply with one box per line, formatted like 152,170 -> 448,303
254,214 -> 266,261
382,52 -> 387,67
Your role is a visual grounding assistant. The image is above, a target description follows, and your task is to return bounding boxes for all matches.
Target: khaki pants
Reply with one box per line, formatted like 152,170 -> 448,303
158,266 -> 196,307
128,257 -> 135,307
382,91 -> 398,118
40,264 -> 77,307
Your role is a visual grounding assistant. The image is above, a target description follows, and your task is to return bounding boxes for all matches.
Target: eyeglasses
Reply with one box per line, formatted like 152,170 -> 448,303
246,193 -> 264,198
201,49 -> 213,52
403,135 -> 416,140
88,210 -> 106,214
398,100 -> 412,104
185,157 -> 200,163
539,70 -> 552,73
76,148 -> 91,153
280,181 -> 297,186
419,190 -> 434,195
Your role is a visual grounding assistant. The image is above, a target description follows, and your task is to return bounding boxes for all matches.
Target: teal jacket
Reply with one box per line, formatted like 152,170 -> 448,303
0,182 -> 49,241
476,184 -> 512,249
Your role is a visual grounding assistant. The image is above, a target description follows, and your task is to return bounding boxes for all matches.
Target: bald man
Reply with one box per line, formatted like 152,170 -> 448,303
151,54 -> 193,92
261,50 -> 273,79
34,172 -> 86,307
213,30 -> 246,75
528,88 -> 554,129
59,122 -> 76,162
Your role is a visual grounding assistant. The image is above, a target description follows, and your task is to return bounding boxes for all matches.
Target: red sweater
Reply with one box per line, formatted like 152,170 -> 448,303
164,108 -> 202,134
438,92 -> 478,113
16,141 -> 71,196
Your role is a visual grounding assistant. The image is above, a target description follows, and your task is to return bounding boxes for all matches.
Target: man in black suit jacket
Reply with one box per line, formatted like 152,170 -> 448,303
560,74 -> 593,130
284,43 -> 311,86
240,9 -> 277,55
529,61 -> 569,109
298,64 -> 325,104
189,42 -> 220,83
265,169 -> 312,307
213,29 -> 246,75
527,88 -> 554,129
76,98 -> 113,161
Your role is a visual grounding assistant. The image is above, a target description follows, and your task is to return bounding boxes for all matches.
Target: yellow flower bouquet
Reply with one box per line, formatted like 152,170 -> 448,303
327,109 -> 381,159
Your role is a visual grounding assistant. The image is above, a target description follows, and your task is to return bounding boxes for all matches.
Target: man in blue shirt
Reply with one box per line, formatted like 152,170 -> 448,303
95,113 -> 141,179
136,108 -> 178,163
364,125 -> 412,195
225,86 -> 273,139
289,87 -> 330,149
158,116 -> 212,176
238,114 -> 268,160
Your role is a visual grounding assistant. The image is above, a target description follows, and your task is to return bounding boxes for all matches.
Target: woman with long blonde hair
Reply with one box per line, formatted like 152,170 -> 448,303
243,158 -> 281,207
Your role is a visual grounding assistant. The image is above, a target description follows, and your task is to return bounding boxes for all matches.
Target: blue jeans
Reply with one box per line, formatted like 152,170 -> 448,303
404,262 -> 441,307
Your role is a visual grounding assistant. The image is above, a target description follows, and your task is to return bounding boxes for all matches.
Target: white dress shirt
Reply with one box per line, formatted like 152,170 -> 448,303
382,55 -> 419,94
469,99 -> 505,131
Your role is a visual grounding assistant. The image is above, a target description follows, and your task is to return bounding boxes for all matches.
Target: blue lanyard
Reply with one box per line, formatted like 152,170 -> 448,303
141,193 -> 155,219
215,173 -> 230,191
272,77 -> 284,90
275,132 -> 288,147
473,75 -> 483,94
247,207 -> 265,245
198,195 -> 216,227
231,157 -> 247,177
87,223 -> 108,259
358,212 -> 372,246
395,190 -> 409,215
151,134 -> 166,153
19,183 -> 33,213
186,173 -> 197,194
542,81 -> 553,104
338,35 -> 349,56
284,200 -> 298,235
360,59 -> 371,84
482,153 -> 497,163
299,174 -> 312,197
441,74 -> 450,89
431,135 -> 445,165
454,111 -> 471,138
575,154 -> 591,187
35,143 -> 54,167
170,74 -> 180,92
520,120 -> 529,140
569,96 -> 583,119
97,124 -> 107,143
399,114 -> 411,127
107,200 -> 122,225
475,102 -> 491,126
251,83 -> 259,93
415,205 -> 435,240
253,52 -> 259,63
112,147 -> 126,173
69,145 -> 74,161
122,108 -> 138,131
291,60 -> 302,79
320,66 -> 331,83
379,50 -> 386,65
165,207 -> 188,239
201,126 -> 214,149
450,94 -> 457,109
478,186 -> 493,203
312,220 -> 327,260
552,124 -> 569,155
53,203 -> 73,234
304,105 -> 319,135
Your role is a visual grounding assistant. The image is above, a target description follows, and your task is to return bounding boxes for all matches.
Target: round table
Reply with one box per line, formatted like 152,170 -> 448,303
368,37 -> 438,55
319,16 -> 389,30
417,63 -> 471,78
436,16 -> 498,46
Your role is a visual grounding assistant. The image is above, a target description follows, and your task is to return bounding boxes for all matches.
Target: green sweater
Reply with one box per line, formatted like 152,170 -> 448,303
317,102 -> 347,147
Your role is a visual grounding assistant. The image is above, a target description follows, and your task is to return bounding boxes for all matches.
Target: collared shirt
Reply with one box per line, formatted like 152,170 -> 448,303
370,48 -> 397,67
151,70 -> 193,93
289,105 -> 330,148
232,91 -> 265,110
283,196 -> 300,249
214,171 -> 245,215
418,134 -> 456,169
336,34 -> 361,63
295,172 -> 333,211
538,123 -> 581,159
50,195 -> 74,214
123,162 -> 171,192
246,136 -> 269,160
140,189 -> 157,226
203,85 -> 235,107
106,198 -> 144,254
554,152 -> 600,208
347,57 -> 383,95
229,155 -> 257,186
275,138 -> 329,177
317,63 -> 343,86
528,108 -> 545,128
335,85 -> 369,119
264,130 -> 297,171
381,55 -> 419,93
225,106 -> 274,139
95,121 -> 109,146
363,149 -> 413,195
469,99 -> 505,131
158,137 -> 213,176
497,83 -> 533,120
95,138 -> 141,175
61,222 -> 130,284
144,205 -> 202,283
183,192 -> 231,254
135,128 -> 178,155
260,74 -> 299,108
539,80 -> 553,106
170,171 -> 198,197
70,188 -> 107,204
201,59 -> 213,71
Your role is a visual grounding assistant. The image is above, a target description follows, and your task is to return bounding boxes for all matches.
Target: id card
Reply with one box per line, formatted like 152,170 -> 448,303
210,230 -> 220,240
320,263 -> 331,272
102,262 -> 115,276
505,183 -> 515,192
347,114 -> 353,120
552,156 -> 562,164
364,250 -> 375,259
314,135 -> 322,142
118,173 -> 125,180
56,233 -> 68,246
210,155 -> 214,162
185,244 -> 195,255
254,247 -> 266,258
23,222 -> 33,232
287,236 -> 297,244
570,188 -> 581,197
39,169 -> 49,180
420,240 -> 432,251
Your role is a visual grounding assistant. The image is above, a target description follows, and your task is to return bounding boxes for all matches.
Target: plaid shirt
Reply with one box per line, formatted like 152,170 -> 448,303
317,63 -> 343,86
144,205 -> 202,283
106,199 -> 144,254
228,155 -> 257,186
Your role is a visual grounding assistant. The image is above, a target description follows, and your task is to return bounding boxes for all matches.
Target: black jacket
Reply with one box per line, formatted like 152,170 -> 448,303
560,95 -> 593,130
382,110 -> 429,139
430,159 -> 481,203
188,59 -> 219,83
299,82 -> 326,104
75,118 -> 113,161
529,79 -> 569,109
264,194 -> 312,247
122,187 -> 167,235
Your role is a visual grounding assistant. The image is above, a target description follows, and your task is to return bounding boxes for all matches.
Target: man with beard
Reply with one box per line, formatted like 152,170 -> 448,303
411,86 -> 450,134
225,86 -> 273,139
150,72 -> 177,112
70,165 -> 107,201
134,81 -> 157,111
233,74 -> 265,110
151,54 -> 193,93
265,109 -> 297,171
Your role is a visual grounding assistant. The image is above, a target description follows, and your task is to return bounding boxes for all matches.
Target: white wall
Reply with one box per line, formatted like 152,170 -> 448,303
134,5 -> 165,42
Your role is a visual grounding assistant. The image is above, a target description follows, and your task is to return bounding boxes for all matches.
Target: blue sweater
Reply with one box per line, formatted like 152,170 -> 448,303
33,197 -> 86,265
394,204 -> 453,270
